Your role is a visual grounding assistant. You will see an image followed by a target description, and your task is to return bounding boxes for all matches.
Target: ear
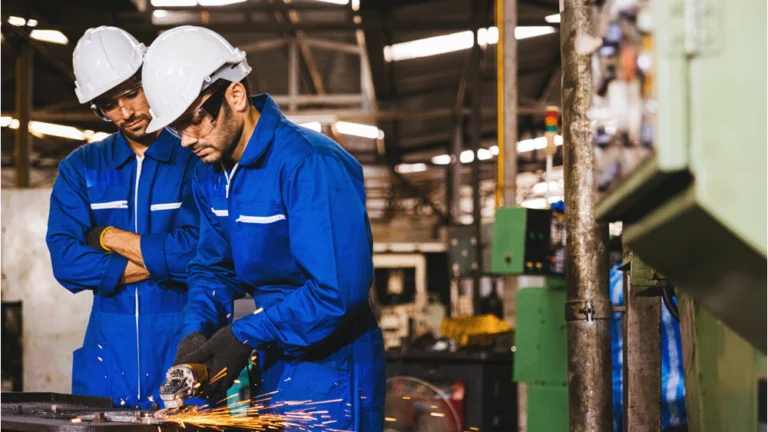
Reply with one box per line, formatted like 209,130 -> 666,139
227,82 -> 249,113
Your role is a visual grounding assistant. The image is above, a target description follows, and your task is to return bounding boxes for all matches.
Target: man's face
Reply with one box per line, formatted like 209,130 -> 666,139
91,78 -> 153,141
173,87 -> 242,165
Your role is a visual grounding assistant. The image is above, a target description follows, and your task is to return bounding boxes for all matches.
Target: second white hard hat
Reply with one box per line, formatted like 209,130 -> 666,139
73,26 -> 146,104
142,26 -> 252,134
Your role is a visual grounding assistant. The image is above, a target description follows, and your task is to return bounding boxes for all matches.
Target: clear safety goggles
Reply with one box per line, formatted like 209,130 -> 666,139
167,84 -> 227,139
90,82 -> 149,122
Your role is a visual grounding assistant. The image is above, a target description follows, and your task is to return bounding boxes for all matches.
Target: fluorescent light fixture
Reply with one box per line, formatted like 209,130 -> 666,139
545,14 -> 561,23
521,195 -> 563,209
515,26 -> 556,39
384,30 -> 474,62
531,181 -> 562,195
83,130 -> 111,143
335,121 -> 383,139
1,117 -> 109,141
153,9 -> 169,18
312,0 -> 350,4
299,121 -> 322,132
384,26 -> 556,62
517,134 -> 563,152
395,163 -> 427,174
26,19 -> 38,27
460,149 -> 474,163
30,30 -> 69,45
151,0 -> 196,6
7,16 -> 27,26
29,122 -> 86,140
477,148 -> 493,160
490,145 -> 499,155
431,154 -> 452,165
198,0 -> 247,5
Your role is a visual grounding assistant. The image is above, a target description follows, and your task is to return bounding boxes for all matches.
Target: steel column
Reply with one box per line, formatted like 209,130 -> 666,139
15,43 -> 33,188
561,1 -> 613,430
470,14 -> 483,310
497,0 -> 518,207
288,41 -> 299,112
450,122 -> 463,222
622,255 -> 662,430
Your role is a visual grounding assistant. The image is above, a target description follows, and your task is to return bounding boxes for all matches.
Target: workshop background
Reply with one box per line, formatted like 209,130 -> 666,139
0,0 -> 765,431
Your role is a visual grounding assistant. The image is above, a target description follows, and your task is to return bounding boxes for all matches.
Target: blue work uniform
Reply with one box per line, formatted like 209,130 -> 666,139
180,94 -> 385,430
46,130 -> 200,409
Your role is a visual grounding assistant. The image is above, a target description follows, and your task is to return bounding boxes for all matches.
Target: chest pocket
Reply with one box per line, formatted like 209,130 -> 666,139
232,201 -> 293,281
149,201 -> 182,233
88,187 -> 130,228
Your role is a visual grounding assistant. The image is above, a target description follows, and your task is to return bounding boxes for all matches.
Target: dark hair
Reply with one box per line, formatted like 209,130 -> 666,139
205,78 -> 251,105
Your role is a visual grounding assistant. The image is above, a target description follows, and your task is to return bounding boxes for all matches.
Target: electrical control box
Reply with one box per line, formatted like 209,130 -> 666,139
491,207 -> 565,276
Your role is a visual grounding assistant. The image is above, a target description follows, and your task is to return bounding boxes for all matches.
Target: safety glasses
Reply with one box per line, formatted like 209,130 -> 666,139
90,82 -> 148,122
167,84 -> 227,139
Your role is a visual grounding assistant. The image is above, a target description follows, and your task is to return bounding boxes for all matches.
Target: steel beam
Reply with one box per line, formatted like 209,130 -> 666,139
238,38 -> 289,53
561,0 -> 613,430
15,43 -> 33,188
305,38 -> 361,55
271,94 -> 364,106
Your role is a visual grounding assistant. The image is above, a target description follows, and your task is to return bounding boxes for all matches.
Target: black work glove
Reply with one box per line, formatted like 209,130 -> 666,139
182,325 -> 252,399
173,332 -> 209,365
85,226 -> 111,252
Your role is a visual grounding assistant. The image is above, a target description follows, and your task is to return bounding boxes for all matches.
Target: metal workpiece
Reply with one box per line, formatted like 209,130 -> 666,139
622,268 -> 662,431
561,1 -> 613,430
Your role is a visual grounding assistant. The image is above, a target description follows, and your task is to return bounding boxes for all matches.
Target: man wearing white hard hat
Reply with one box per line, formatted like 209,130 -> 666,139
46,26 -> 201,409
142,26 -> 384,429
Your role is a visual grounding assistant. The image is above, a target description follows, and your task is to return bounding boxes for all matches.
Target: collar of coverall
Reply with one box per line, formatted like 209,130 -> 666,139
112,127 -> 177,169
235,93 -> 281,167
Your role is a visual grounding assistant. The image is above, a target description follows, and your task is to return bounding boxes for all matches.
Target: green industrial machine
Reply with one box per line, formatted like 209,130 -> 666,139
595,0 -> 767,353
492,207 -> 569,431
591,0 -> 766,429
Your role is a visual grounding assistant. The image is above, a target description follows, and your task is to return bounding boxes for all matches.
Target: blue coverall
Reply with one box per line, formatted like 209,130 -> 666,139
180,94 -> 385,430
46,130 -> 200,409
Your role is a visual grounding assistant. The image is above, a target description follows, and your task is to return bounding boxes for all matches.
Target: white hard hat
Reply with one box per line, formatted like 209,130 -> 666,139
142,26 -> 252,134
73,26 -> 146,104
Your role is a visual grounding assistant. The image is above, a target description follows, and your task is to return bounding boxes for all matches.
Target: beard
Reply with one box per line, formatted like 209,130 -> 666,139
117,114 -> 152,142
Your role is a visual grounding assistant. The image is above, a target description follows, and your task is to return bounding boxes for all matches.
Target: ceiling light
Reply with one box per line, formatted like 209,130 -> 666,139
1,117 -> 109,141
335,121 -> 383,139
151,0 -> 196,6
490,145 -> 499,155
299,122 -> 322,132
517,134 -> 563,152
431,155 -> 452,165
30,30 -> 69,45
384,26 -> 556,62
198,0 -> 247,6
7,16 -> 27,27
395,163 -> 427,174
153,9 -> 169,18
515,26 -> 557,39
545,14 -> 561,23
26,19 -> 38,27
531,181 -> 563,195
29,121 -> 86,140
460,149 -> 474,163
352,0 -> 360,11
384,30 -> 474,62
312,0 -> 350,4
83,130 -> 111,143
477,148 -> 493,160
